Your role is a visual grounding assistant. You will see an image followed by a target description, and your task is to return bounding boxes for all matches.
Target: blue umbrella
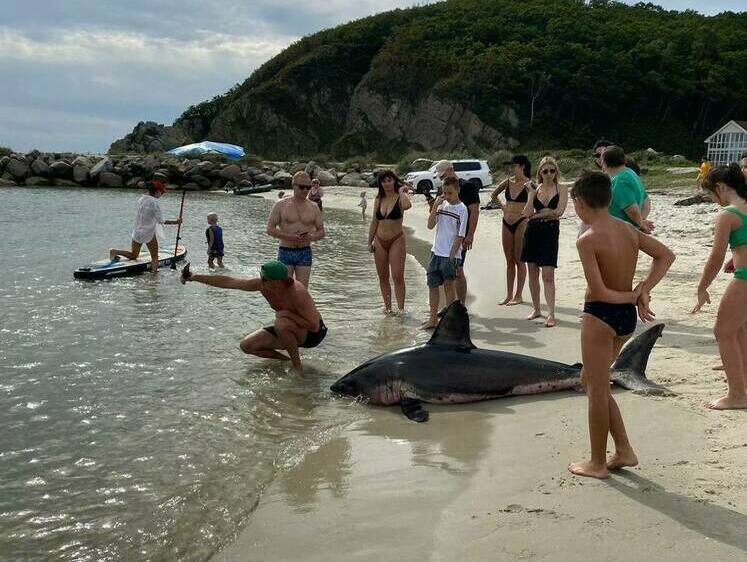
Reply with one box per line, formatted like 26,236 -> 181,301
167,141 -> 245,160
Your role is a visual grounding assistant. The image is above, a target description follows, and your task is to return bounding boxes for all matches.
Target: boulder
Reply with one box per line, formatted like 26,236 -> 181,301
273,170 -> 293,188
53,179 -> 79,187
31,158 -> 50,176
71,156 -> 92,168
0,177 -> 17,186
73,165 -> 90,184
126,177 -> 144,189
90,157 -> 114,177
7,158 -> 30,180
340,172 -> 369,187
190,174 -> 211,188
99,172 -> 123,187
673,154 -> 686,161
290,162 -> 306,173
25,176 -> 51,186
238,179 -> 253,187
304,161 -> 317,175
254,172 -> 274,184
646,147 -> 658,154
49,160 -> 73,178
220,164 -> 242,180
0,156 -> 9,173
108,120 -> 191,155
182,182 -> 201,191
674,193 -> 710,206
194,161 -> 215,173
246,166 -> 263,177
315,169 -> 337,186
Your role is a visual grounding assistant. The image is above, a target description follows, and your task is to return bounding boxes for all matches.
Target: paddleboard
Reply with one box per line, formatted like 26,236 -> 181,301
74,245 -> 187,280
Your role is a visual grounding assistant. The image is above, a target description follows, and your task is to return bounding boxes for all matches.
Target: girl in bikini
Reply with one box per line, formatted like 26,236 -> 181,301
490,155 -> 534,305
692,163 -> 747,409
368,170 -> 412,315
522,156 -> 568,327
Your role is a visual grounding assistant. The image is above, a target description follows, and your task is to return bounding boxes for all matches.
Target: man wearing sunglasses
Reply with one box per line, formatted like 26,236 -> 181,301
267,171 -> 325,287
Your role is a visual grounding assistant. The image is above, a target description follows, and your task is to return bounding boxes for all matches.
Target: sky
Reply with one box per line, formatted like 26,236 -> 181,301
0,0 -> 743,153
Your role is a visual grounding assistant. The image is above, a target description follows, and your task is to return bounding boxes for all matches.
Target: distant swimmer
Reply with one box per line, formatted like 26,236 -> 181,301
569,171 -> 674,479
692,164 -> 747,410
181,260 -> 327,375
109,180 -> 182,273
266,172 -> 325,287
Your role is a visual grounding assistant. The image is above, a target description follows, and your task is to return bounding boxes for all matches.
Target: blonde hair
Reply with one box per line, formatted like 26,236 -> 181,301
207,212 -> 218,223
536,156 -> 560,186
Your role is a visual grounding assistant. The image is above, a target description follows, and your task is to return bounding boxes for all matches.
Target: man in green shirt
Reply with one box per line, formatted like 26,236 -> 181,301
603,146 -> 653,233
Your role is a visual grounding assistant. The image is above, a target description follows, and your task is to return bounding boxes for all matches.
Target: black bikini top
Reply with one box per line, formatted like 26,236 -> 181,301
533,189 -> 560,211
376,195 -> 403,221
505,180 -> 529,203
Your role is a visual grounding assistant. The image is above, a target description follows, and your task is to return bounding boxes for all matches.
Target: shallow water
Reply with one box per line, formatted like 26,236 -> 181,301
0,187 -> 429,561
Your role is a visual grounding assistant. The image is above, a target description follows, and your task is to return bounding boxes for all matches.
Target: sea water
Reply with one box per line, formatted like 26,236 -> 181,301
0,187 -> 428,560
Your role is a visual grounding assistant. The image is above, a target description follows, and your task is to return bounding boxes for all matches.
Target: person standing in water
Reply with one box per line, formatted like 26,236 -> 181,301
521,156 -> 568,327
206,213 -> 224,268
308,178 -> 324,211
368,170 -> 412,315
266,172 -> 325,287
692,164 -> 747,410
490,155 -> 533,306
109,180 -> 181,273
181,260 -> 326,375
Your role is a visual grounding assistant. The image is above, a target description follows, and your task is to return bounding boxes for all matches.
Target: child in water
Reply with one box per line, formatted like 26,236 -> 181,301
692,163 -> 747,410
206,213 -> 224,268
358,191 -> 367,217
569,172 -> 674,479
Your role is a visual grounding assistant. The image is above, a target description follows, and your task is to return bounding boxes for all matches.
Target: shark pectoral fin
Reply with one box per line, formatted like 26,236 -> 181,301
401,398 -> 429,422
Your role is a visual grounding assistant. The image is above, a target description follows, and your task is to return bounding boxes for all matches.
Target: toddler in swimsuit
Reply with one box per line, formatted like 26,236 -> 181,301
359,192 -> 367,217
568,171 -> 674,479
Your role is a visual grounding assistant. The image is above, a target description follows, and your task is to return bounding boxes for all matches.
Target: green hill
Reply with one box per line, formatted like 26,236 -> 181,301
111,0 -> 747,160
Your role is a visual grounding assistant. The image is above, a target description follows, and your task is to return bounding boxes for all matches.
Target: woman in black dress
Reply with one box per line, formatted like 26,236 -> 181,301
521,156 -> 568,327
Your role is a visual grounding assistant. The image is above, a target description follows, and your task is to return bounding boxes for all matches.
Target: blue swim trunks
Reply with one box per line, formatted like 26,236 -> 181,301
278,246 -> 312,267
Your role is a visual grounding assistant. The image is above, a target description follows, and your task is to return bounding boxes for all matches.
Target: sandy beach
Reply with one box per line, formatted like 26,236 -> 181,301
215,186 -> 746,561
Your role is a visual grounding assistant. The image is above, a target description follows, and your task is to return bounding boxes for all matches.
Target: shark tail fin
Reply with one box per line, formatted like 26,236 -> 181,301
611,323 -> 672,395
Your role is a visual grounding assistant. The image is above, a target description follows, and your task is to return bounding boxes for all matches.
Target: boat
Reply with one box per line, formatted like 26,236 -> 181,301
74,246 -> 187,280
232,184 -> 272,196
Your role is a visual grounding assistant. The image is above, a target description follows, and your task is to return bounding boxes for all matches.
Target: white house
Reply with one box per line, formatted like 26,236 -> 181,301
704,120 -> 747,165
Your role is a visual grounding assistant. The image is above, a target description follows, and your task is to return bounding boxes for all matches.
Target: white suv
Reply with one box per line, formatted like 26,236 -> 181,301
405,159 -> 493,194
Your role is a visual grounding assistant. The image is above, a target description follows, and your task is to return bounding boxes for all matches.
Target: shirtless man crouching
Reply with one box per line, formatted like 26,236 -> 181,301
266,171 -> 325,287
181,260 -> 327,374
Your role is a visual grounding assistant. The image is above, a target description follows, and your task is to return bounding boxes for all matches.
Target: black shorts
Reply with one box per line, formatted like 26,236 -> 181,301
263,318 -> 328,348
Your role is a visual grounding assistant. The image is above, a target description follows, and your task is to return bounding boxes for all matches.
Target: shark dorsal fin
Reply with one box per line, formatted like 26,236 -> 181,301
427,301 -> 476,349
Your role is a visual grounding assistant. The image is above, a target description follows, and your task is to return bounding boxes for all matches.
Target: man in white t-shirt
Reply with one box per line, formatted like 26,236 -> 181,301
422,177 -> 468,329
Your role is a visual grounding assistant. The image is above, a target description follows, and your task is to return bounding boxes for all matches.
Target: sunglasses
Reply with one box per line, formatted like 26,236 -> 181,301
541,168 -> 557,174
294,184 -> 312,190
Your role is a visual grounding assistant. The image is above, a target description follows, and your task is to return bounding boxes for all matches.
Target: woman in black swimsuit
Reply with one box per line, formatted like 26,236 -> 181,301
368,170 -> 412,315
521,156 -> 568,327
490,155 -> 534,305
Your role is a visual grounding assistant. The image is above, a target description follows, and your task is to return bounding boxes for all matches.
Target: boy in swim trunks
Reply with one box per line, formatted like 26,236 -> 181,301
180,260 -> 326,375
569,171 -> 675,479
206,212 -> 224,268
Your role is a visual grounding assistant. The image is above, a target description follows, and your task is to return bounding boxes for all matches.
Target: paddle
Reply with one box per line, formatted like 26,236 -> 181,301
171,189 -> 186,269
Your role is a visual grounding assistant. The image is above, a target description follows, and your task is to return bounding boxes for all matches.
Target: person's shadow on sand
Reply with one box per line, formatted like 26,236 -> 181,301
608,471 -> 747,553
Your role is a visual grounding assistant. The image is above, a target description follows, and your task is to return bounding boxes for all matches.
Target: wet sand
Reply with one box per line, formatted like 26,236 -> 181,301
216,187 -> 746,561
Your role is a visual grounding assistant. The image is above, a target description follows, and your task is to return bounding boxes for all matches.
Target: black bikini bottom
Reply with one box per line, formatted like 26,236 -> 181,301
503,217 -> 526,234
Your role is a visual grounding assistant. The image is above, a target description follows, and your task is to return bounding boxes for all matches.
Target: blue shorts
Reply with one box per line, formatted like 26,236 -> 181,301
426,253 -> 460,288
278,246 -> 312,267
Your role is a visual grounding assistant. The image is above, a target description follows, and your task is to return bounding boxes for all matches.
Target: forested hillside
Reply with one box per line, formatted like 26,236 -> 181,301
111,0 -> 747,159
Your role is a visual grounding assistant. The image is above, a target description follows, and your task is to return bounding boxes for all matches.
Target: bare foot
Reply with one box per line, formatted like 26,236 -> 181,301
420,320 -> 437,331
383,308 -> 393,316
568,460 -> 609,479
544,316 -> 556,328
498,296 -> 511,306
706,395 -> 747,410
527,310 -> 543,320
507,297 -> 523,306
607,450 -> 638,470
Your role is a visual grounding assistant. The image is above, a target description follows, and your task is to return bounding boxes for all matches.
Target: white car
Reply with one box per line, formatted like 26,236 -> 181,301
405,159 -> 493,194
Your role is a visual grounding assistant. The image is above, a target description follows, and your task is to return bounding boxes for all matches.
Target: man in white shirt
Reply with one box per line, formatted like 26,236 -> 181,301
422,177 -> 468,329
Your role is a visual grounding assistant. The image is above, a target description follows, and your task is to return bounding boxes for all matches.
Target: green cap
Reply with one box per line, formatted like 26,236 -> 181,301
260,260 -> 289,281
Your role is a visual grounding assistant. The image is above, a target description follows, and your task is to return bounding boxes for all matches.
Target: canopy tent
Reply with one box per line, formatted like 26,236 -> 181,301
167,141 -> 245,160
